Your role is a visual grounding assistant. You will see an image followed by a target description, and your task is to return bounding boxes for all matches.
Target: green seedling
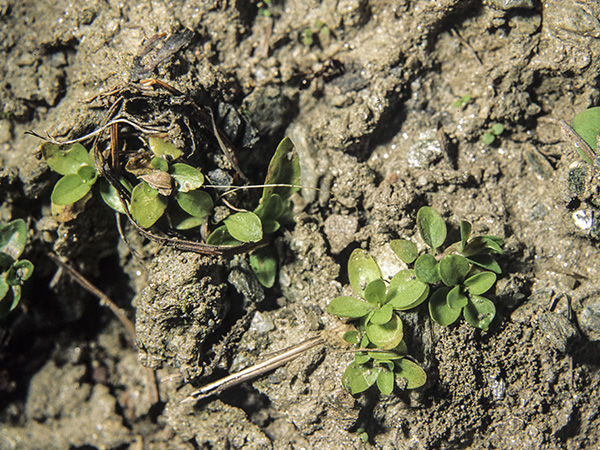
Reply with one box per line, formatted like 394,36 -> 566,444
569,106 -> 600,164
328,249 -> 427,395
258,0 -> 272,17
482,123 -> 505,145
302,19 -> 330,46
452,94 -> 472,109
0,219 -> 34,318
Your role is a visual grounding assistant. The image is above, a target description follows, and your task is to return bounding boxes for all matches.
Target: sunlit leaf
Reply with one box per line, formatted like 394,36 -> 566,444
428,286 -> 460,326
51,174 -> 95,205
366,313 -> 403,349
417,207 -> 447,249
390,239 -> 418,264
463,295 -> 496,331
370,303 -> 393,325
394,358 -> 427,389
224,211 -> 263,242
342,330 -> 359,344
464,271 -> 496,295
376,369 -> 395,395
446,285 -> 468,310
255,194 -> 285,221
348,249 -> 382,298
460,220 -> 472,252
41,142 -> 92,175
414,253 -> 440,284
176,190 -> 213,218
129,181 -> 167,228
262,137 -> 301,201
250,246 -> 278,288
342,361 -> 380,394
364,278 -> 386,305
171,163 -> 204,192
149,136 -> 183,160
571,106 -> 600,162
465,255 -> 502,274
327,296 -> 376,318
387,269 -> 429,310
438,254 -> 471,287
0,219 -> 27,259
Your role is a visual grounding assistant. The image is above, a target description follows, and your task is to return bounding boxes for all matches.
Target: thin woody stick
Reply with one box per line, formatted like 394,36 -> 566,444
181,335 -> 325,403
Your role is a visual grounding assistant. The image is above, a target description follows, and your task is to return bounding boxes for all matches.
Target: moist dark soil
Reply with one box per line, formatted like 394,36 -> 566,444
1,1 -> 600,449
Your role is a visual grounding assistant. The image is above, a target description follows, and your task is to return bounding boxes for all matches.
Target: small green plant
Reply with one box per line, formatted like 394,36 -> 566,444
569,106 -> 600,164
452,94 -> 472,109
482,123 -> 505,145
328,207 -> 503,396
0,219 -> 34,318
302,19 -> 330,46
257,0 -> 272,17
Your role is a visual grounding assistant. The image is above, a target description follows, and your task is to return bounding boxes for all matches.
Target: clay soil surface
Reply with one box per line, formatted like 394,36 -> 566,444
2,1 -> 600,449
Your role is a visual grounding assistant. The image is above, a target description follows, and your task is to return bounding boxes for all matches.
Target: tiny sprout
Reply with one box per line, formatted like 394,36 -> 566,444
452,94 -> 472,108
483,123 -> 505,145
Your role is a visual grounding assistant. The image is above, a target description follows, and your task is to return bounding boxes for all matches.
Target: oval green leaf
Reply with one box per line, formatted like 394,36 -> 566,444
6,260 -> 34,286
414,253 -> 440,284
376,369 -> 395,395
417,207 -> 447,249
464,271 -> 497,295
463,295 -> 496,331
364,278 -> 386,305
171,163 -> 205,192
176,190 -> 214,218
98,178 -> 132,214
465,255 -> 502,274
51,174 -> 95,206
394,358 -> 427,389
390,239 -> 418,264
0,219 -> 27,259
255,194 -> 285,221
328,296 -> 375,318
366,313 -> 403,349
460,220 -> 472,252
250,246 -> 278,288
446,285 -> 468,311
342,361 -> 380,394
428,286 -> 461,326
387,269 -> 429,310
206,225 -> 240,246
370,303 -> 393,325
42,143 -> 92,175
438,254 -> 471,287
343,330 -> 359,344
129,181 -> 168,228
149,137 -> 183,160
262,137 -> 301,201
224,211 -> 263,243
571,106 -> 600,160
348,249 -> 382,298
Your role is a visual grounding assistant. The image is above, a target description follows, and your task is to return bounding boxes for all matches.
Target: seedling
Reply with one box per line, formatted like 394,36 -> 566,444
302,19 -> 330,47
257,0 -> 272,17
452,94 -> 472,109
0,219 -> 34,318
482,123 -> 505,145
328,207 -> 504,396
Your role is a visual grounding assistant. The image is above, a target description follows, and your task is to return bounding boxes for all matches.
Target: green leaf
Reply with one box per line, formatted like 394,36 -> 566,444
462,236 -> 504,257
364,278 -> 386,305
376,369 -> 395,395
429,286 -> 461,326
446,285 -> 468,310
460,221 -> 472,252
77,164 -> 97,182
150,156 -> 169,172
482,132 -> 495,145
261,220 -> 280,234
394,358 -> 427,389
327,296 -> 375,318
491,123 -> 504,135
355,353 -> 370,365
464,271 -> 496,295
51,174 -> 95,206
0,252 -> 14,270
417,207 -> 447,249
341,361 -> 380,394
390,239 -> 418,264
0,219 -> 28,259
176,190 -> 213,218
129,181 -> 168,228
342,330 -> 359,344
171,163 -> 204,192
438,254 -> 471,287
149,137 -> 183,160
224,211 -> 263,243
250,246 -> 277,288
571,107 -> 600,160
366,314 -> 403,349
206,225 -> 240,246
465,255 -> 502,274
0,284 -> 21,318
414,253 -> 440,284
98,178 -> 133,214
464,295 -> 496,331
0,273 -> 9,300
6,260 -> 34,286
42,143 -> 93,175
370,303 -> 393,325
255,194 -> 285,221
262,137 -> 301,201
387,269 -> 429,310
348,249 -> 382,298
172,214 -> 205,230
367,348 -> 405,360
